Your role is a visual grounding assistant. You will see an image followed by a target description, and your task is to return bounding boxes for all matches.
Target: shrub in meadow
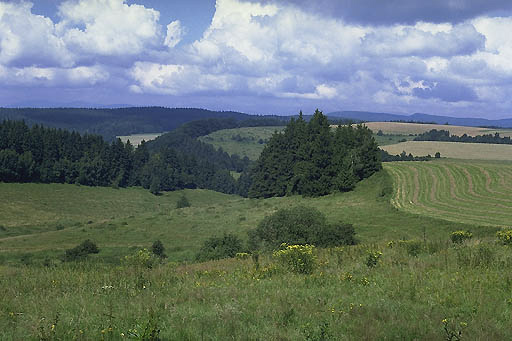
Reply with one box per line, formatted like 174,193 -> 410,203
451,230 -> 473,244
248,206 -> 357,250
273,244 -> 316,274
398,239 -> 423,257
496,229 -> 512,245
365,250 -> 382,268
151,240 -> 167,259
195,233 -> 244,262
64,239 -> 99,261
176,194 -> 190,209
123,248 -> 159,269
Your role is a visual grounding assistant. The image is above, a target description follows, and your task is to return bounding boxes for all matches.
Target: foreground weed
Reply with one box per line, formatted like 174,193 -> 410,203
398,239 -> 423,257
365,250 -> 382,268
38,313 -> 59,341
125,310 -> 161,341
273,244 -> 316,274
451,231 -> 473,244
302,321 -> 331,341
496,229 -> 512,245
442,318 -> 468,341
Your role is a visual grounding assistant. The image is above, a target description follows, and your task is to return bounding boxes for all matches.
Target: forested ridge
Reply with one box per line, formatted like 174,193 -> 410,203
249,110 -> 382,198
0,107 -> 288,141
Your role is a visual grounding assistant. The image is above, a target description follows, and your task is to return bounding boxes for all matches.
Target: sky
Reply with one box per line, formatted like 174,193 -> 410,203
1,0 -> 512,118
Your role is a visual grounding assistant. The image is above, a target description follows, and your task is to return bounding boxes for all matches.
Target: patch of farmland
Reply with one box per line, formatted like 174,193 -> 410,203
363,122 -> 512,137
384,160 -> 512,226
117,133 -> 163,146
381,141 -> 512,161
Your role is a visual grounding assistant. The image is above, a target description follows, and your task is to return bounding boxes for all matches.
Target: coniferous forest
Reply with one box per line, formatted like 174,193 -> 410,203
249,110 -> 382,198
0,119 -> 259,195
1,111 -> 381,198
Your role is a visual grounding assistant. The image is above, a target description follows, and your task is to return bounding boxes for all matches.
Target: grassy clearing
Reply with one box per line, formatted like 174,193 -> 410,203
385,160 -> 512,226
198,126 -> 283,160
363,121 -> 512,137
382,141 -> 512,160
2,239 -> 512,339
117,133 -> 163,146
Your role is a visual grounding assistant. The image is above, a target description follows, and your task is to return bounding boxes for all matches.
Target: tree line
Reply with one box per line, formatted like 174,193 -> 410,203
248,110 -> 382,198
0,119 -> 268,195
414,129 -> 512,144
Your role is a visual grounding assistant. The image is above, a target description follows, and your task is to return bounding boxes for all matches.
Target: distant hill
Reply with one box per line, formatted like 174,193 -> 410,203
0,107 -> 257,140
327,111 -> 512,128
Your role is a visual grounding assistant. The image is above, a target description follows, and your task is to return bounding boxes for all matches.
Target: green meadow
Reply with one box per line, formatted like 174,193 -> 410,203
2,123 -> 512,339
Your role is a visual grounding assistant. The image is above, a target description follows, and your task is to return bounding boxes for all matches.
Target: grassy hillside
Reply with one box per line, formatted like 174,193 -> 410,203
2,160 -> 512,339
198,126 -> 283,160
0,169 -> 481,266
381,141 -> 512,160
385,160 -> 512,226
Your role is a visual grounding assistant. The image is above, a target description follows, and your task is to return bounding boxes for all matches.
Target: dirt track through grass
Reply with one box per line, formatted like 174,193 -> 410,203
385,160 -> 512,226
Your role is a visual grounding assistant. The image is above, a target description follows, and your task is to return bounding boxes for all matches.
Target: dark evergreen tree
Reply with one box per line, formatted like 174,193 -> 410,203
249,110 -> 381,198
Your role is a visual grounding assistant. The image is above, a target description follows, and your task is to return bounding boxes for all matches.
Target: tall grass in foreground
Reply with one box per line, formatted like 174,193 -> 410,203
2,238 -> 512,340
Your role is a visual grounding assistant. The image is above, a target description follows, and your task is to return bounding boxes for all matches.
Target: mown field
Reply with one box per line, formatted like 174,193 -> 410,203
381,141 -> 512,160
385,160 -> 512,227
363,121 -> 512,137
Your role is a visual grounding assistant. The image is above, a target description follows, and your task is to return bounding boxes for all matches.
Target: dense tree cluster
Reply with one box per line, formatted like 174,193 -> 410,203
0,119 -> 263,195
248,110 -> 382,198
0,120 -> 134,186
414,129 -> 512,144
380,150 -> 434,162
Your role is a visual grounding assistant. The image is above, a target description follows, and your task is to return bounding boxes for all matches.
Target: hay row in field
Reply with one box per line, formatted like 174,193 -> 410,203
381,141 -> 512,161
385,160 -> 512,226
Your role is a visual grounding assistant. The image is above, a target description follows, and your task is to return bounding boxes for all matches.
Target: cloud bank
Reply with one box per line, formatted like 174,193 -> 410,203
1,0 -> 512,117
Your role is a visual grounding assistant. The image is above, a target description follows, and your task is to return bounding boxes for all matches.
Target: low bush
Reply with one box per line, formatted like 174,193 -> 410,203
497,229 -> 512,245
123,248 -> 159,269
151,240 -> 167,259
195,233 -> 244,262
176,195 -> 190,209
248,206 -> 356,250
398,239 -> 423,257
451,230 -> 473,244
273,244 -> 316,274
366,250 -> 382,268
64,239 -> 99,261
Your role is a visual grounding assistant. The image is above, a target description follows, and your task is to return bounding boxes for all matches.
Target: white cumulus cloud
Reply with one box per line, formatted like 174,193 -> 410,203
57,0 -> 161,56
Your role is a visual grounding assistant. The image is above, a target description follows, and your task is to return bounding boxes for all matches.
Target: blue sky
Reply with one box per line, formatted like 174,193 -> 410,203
1,0 -> 512,118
